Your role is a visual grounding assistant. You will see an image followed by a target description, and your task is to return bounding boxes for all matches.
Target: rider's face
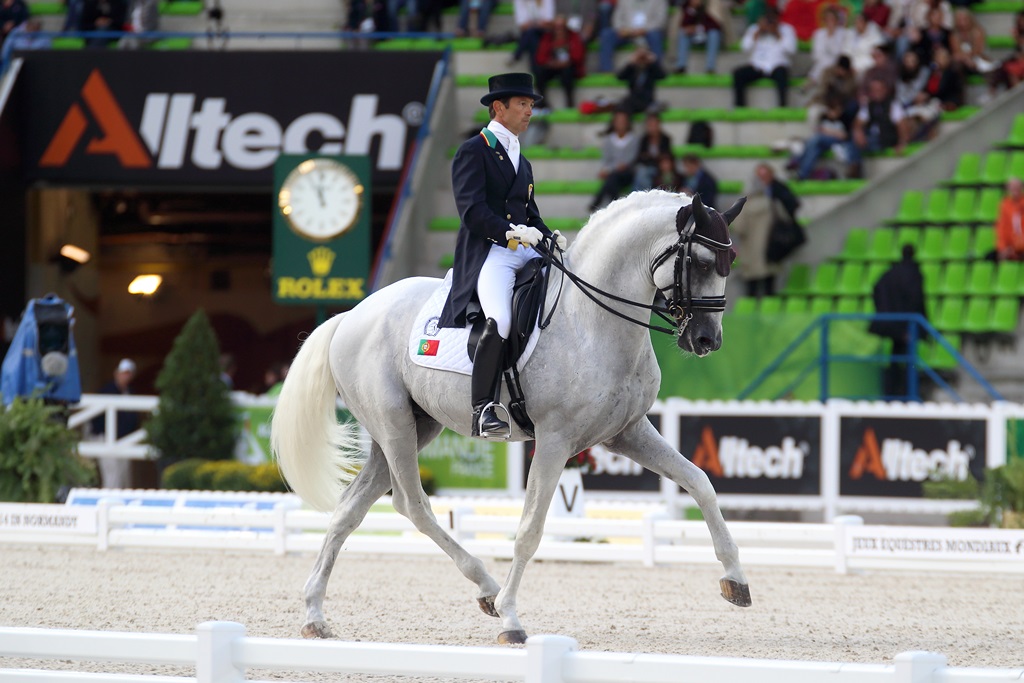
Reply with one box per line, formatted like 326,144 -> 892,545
495,96 -> 534,136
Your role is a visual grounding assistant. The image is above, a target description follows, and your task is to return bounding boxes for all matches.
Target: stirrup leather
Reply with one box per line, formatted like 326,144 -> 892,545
474,401 -> 511,440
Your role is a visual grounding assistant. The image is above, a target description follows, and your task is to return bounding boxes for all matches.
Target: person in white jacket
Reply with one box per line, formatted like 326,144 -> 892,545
732,7 -> 797,107
844,12 -> 885,76
808,6 -> 849,85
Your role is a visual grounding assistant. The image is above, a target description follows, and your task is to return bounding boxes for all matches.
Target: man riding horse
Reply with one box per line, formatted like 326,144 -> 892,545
439,73 -> 567,439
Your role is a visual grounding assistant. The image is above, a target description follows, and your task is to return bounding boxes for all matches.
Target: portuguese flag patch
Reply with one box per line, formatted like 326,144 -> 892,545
418,339 -> 440,356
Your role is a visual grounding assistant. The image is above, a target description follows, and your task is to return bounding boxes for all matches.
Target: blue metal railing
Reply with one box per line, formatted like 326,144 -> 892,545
738,313 -> 1004,403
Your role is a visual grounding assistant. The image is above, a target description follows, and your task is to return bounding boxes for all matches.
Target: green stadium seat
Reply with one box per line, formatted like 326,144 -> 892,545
949,189 -> 977,223
869,230 -> 899,261
923,334 -> 961,370
975,188 -> 1002,223
950,153 -> 981,185
836,296 -> 862,314
967,261 -> 995,295
994,261 -> 1022,296
892,190 -> 925,224
944,226 -> 972,259
926,296 -> 941,320
921,262 -> 942,294
917,227 -> 946,261
896,227 -> 921,248
981,151 -> 1009,184
973,228 -> 996,258
924,189 -> 951,223
939,262 -> 969,295
810,296 -> 834,315
862,296 -> 876,314
936,297 -> 966,332
866,261 -> 890,290
759,296 -> 783,314
1004,115 -> 1024,147
839,262 -> 869,295
783,296 -> 810,313
991,297 -> 1020,333
783,263 -> 812,293
1009,152 -> 1024,181
963,297 -> 992,333
732,298 -> 757,315
839,228 -> 870,260
811,262 -> 841,295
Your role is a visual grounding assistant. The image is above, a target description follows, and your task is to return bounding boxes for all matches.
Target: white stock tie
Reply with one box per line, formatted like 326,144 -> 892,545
507,136 -> 520,174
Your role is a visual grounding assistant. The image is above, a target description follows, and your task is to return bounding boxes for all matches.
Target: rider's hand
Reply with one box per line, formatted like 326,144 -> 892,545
506,223 -> 543,247
552,230 -> 568,250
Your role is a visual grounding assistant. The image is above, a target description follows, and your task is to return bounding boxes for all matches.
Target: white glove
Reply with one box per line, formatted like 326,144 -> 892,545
553,229 -> 568,250
505,223 -> 543,248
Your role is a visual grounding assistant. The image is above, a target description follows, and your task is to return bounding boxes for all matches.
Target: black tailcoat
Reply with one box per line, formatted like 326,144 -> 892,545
439,128 -> 551,328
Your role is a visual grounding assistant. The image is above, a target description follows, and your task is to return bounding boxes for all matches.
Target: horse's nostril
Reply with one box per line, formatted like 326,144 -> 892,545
698,336 -> 713,351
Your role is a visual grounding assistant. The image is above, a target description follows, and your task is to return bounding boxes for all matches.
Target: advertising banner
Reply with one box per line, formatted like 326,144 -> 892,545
419,430 -> 507,490
16,51 -> 438,187
0,503 -> 97,534
844,525 -> 1024,563
677,414 -> 821,495
839,416 -> 987,497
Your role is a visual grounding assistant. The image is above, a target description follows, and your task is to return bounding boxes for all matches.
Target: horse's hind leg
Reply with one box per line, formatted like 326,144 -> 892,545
382,415 -> 502,616
301,441 -> 393,638
606,419 -> 752,607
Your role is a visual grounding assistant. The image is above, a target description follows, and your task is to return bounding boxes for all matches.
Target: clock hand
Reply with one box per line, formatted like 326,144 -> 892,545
314,184 -> 326,208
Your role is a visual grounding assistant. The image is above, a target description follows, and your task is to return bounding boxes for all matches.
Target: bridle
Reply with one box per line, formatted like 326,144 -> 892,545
534,207 -> 734,337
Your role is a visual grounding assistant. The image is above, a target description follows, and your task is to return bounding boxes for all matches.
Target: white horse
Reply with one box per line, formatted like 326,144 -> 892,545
272,190 -> 751,644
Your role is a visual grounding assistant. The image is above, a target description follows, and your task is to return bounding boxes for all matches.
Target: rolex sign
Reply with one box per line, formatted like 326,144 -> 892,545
272,154 -> 371,305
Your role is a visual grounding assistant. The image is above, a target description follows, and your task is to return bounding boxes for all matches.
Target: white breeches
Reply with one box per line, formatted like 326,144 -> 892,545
476,242 -> 538,339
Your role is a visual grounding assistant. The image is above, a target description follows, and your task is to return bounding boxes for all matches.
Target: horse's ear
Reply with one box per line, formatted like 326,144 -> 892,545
675,204 -> 693,234
721,196 -> 747,227
691,193 -> 708,225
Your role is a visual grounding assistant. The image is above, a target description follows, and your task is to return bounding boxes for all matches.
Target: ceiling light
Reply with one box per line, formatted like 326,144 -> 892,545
59,244 -> 91,264
128,274 -> 163,295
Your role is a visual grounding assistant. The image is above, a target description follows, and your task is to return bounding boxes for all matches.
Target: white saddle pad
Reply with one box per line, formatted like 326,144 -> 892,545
408,270 -> 541,376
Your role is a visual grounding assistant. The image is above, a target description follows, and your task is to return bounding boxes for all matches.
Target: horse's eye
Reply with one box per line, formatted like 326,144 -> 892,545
697,260 -> 712,272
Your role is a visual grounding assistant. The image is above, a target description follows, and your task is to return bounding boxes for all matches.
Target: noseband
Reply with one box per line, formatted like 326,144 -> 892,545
534,210 -> 733,337
650,213 -> 733,330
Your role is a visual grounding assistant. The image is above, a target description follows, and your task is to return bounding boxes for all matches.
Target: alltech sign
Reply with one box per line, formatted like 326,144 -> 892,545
16,51 -> 439,186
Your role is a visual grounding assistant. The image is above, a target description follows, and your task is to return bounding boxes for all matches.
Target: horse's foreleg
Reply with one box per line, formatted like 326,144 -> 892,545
302,442 -> 393,638
383,417 -> 502,616
606,419 -> 752,607
493,445 -> 568,644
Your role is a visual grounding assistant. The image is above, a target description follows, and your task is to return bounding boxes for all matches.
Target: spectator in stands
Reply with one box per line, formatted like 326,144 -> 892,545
995,177 -> 1024,261
632,110 -> 673,190
654,152 -> 685,191
590,108 -> 640,210
809,54 -> 859,124
780,0 -> 830,42
63,0 -> 84,31
0,0 -> 28,45
854,78 -> 910,157
986,11 -> 1024,98
843,12 -> 885,77
121,0 -> 158,48
673,0 -> 722,75
510,0 -> 555,71
732,8 -> 797,108
795,98 -> 861,180
457,0 -> 494,38
554,0 -> 598,43
534,14 -> 586,108
862,0 -> 891,30
808,7 -> 848,87
616,40 -> 666,113
219,353 -> 236,390
90,358 -> 140,489
949,8 -> 991,76
680,153 -> 719,208
910,5 -> 951,64
897,49 -> 942,140
5,17 -> 50,49
869,244 -> 929,399
597,0 -> 668,72
257,362 -> 285,395
729,163 -> 799,297
922,45 -> 965,111
81,0 -> 128,46
265,361 -> 289,396
858,43 -> 898,95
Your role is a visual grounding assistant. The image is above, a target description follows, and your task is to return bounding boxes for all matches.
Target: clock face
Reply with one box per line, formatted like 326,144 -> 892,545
278,158 -> 364,242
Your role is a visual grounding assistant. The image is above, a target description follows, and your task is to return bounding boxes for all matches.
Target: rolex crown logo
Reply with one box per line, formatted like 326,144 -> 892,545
307,246 -> 336,277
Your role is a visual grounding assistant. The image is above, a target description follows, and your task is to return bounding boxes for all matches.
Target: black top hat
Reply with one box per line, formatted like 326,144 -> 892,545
480,72 -> 544,106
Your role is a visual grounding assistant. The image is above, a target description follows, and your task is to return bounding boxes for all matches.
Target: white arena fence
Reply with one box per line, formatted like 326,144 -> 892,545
1,493 -> 1022,575
2,621 -> 1024,683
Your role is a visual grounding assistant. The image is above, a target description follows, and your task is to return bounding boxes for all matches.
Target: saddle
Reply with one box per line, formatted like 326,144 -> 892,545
466,257 -> 549,437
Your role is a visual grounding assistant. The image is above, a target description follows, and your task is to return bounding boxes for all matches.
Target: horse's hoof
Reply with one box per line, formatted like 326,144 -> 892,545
719,578 -> 752,607
497,629 -> 528,645
301,621 -> 334,639
477,596 -> 499,618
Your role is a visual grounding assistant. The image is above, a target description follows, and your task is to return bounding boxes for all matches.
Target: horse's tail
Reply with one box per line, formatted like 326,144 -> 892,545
271,312 -> 362,512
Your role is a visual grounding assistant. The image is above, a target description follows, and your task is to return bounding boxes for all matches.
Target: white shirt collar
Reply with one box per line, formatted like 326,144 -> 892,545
487,120 -> 519,151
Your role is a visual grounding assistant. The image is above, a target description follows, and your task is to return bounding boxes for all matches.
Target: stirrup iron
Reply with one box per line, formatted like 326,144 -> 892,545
476,401 -> 512,440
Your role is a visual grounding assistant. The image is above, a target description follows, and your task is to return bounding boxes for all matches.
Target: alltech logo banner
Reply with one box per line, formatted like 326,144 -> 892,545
678,415 -> 821,495
839,416 -> 987,497
17,51 -> 438,186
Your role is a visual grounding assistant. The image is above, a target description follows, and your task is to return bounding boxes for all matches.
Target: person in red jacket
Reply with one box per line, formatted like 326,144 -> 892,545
995,177 -> 1024,261
533,14 -> 586,108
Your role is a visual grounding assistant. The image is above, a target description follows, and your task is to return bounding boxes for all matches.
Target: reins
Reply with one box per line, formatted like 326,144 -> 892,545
533,211 -> 733,337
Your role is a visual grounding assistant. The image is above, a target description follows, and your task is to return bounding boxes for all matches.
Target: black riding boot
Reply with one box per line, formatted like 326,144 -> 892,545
471,318 -> 509,439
